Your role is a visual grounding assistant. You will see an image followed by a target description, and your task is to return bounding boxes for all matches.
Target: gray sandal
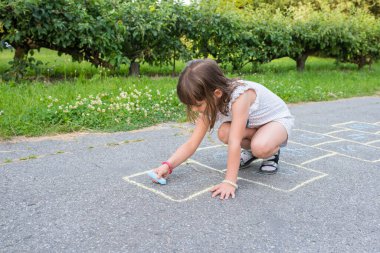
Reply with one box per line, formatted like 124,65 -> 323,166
259,150 -> 280,174
240,149 -> 258,169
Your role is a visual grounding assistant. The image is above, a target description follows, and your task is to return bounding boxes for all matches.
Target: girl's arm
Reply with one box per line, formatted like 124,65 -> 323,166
211,89 -> 256,199
155,113 -> 209,178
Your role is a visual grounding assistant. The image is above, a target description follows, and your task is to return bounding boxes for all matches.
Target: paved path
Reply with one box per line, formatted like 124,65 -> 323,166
1,97 -> 380,252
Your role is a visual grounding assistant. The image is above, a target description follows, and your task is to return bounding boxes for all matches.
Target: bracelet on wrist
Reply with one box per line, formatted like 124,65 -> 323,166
161,161 -> 173,174
222,179 -> 238,189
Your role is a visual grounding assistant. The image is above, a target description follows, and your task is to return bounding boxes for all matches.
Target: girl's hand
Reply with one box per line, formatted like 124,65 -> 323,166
210,182 -> 236,200
152,164 -> 170,182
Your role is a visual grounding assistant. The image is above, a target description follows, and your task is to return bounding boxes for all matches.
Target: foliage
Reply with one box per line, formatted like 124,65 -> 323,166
117,0 -> 191,74
0,0 -> 125,79
1,0 -> 380,78
329,9 -> 380,68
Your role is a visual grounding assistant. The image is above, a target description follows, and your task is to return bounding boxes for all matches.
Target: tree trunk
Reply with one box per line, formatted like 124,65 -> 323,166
14,46 -> 28,61
129,61 -> 140,76
357,56 -> 367,69
172,48 -> 176,77
172,57 -> 176,77
296,53 -> 309,72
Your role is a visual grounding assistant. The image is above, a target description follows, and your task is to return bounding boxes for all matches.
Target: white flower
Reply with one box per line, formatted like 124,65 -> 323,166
0,110 -> 4,116
120,92 -> 127,99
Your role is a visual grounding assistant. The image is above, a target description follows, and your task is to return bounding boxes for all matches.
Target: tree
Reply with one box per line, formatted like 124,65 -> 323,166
0,0 -> 125,79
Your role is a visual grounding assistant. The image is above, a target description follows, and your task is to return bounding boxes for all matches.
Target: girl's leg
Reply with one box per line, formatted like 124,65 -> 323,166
250,121 -> 288,159
218,122 -> 257,149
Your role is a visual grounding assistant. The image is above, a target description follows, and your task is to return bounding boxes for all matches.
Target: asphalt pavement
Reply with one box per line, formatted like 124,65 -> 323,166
1,96 -> 380,252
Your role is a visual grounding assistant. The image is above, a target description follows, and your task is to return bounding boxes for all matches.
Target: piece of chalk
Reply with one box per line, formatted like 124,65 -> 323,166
147,171 -> 167,185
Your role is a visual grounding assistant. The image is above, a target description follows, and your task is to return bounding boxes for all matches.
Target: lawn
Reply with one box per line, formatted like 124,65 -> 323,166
0,48 -> 379,139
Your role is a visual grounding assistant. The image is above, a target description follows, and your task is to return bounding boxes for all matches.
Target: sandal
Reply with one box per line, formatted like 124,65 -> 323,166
240,149 -> 258,169
259,150 -> 280,174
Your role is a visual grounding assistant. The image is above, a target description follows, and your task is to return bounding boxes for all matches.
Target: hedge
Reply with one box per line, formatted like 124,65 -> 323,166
1,0 -> 379,79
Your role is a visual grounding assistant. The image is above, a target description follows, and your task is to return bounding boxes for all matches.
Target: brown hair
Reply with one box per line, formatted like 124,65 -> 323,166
177,59 -> 239,130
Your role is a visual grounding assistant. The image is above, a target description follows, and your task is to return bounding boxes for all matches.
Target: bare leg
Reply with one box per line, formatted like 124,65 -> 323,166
218,122 -> 257,149
250,121 -> 288,159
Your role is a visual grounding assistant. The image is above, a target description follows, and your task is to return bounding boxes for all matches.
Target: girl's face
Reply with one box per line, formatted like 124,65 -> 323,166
191,100 -> 207,113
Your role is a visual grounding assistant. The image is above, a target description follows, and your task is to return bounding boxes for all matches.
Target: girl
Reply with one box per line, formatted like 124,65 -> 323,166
152,59 -> 294,200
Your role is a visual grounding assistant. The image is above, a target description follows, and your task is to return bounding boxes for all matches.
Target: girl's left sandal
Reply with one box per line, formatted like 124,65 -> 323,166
147,171 -> 167,185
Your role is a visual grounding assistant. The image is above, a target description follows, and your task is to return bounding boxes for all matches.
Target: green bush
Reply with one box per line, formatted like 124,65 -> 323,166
0,0 -> 125,79
1,0 -> 379,79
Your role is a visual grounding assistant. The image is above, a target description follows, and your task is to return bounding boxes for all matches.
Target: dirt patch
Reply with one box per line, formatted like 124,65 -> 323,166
1,132 -> 94,143
0,123 -> 174,143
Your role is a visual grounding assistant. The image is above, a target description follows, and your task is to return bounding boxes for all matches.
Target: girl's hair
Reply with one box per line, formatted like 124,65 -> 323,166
177,59 -> 239,130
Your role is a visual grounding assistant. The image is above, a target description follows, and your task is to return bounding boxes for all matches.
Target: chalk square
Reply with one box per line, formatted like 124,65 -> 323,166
238,161 -> 327,192
367,140 -> 380,148
328,130 -> 380,143
293,123 -> 340,134
317,141 -> 380,162
123,160 -> 224,202
333,121 -> 380,134
191,145 -> 228,171
281,142 -> 333,164
291,129 -> 338,146
193,144 -> 328,192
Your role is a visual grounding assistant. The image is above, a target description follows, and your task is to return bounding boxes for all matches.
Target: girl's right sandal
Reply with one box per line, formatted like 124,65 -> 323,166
259,150 -> 280,174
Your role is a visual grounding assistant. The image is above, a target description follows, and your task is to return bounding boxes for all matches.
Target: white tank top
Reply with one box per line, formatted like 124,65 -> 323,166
215,80 -> 293,129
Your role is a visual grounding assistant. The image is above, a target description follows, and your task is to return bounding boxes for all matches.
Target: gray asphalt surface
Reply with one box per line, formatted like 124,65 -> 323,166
1,97 -> 380,252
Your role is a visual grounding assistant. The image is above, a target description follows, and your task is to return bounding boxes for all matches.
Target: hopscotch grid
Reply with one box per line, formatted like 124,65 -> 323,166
325,129 -> 351,135
294,128 -> 380,147
229,161 -> 325,191
123,156 -> 328,201
334,128 -> 380,135
365,140 -> 380,145
331,121 -> 380,134
122,121 -> 379,202
301,153 -> 337,165
312,140 -> 344,147
293,129 -> 343,140
123,159 -> 225,202
290,128 -> 380,151
331,121 -> 357,127
289,140 -> 378,163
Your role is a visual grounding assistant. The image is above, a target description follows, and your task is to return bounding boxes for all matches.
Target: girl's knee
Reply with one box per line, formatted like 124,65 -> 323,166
217,123 -> 230,144
250,140 -> 277,158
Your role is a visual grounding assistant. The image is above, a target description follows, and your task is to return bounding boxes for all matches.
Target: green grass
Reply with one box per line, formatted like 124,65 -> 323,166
0,49 -> 379,139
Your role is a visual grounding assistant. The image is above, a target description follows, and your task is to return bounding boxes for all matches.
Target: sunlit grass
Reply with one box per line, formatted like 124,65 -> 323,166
0,49 -> 379,139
